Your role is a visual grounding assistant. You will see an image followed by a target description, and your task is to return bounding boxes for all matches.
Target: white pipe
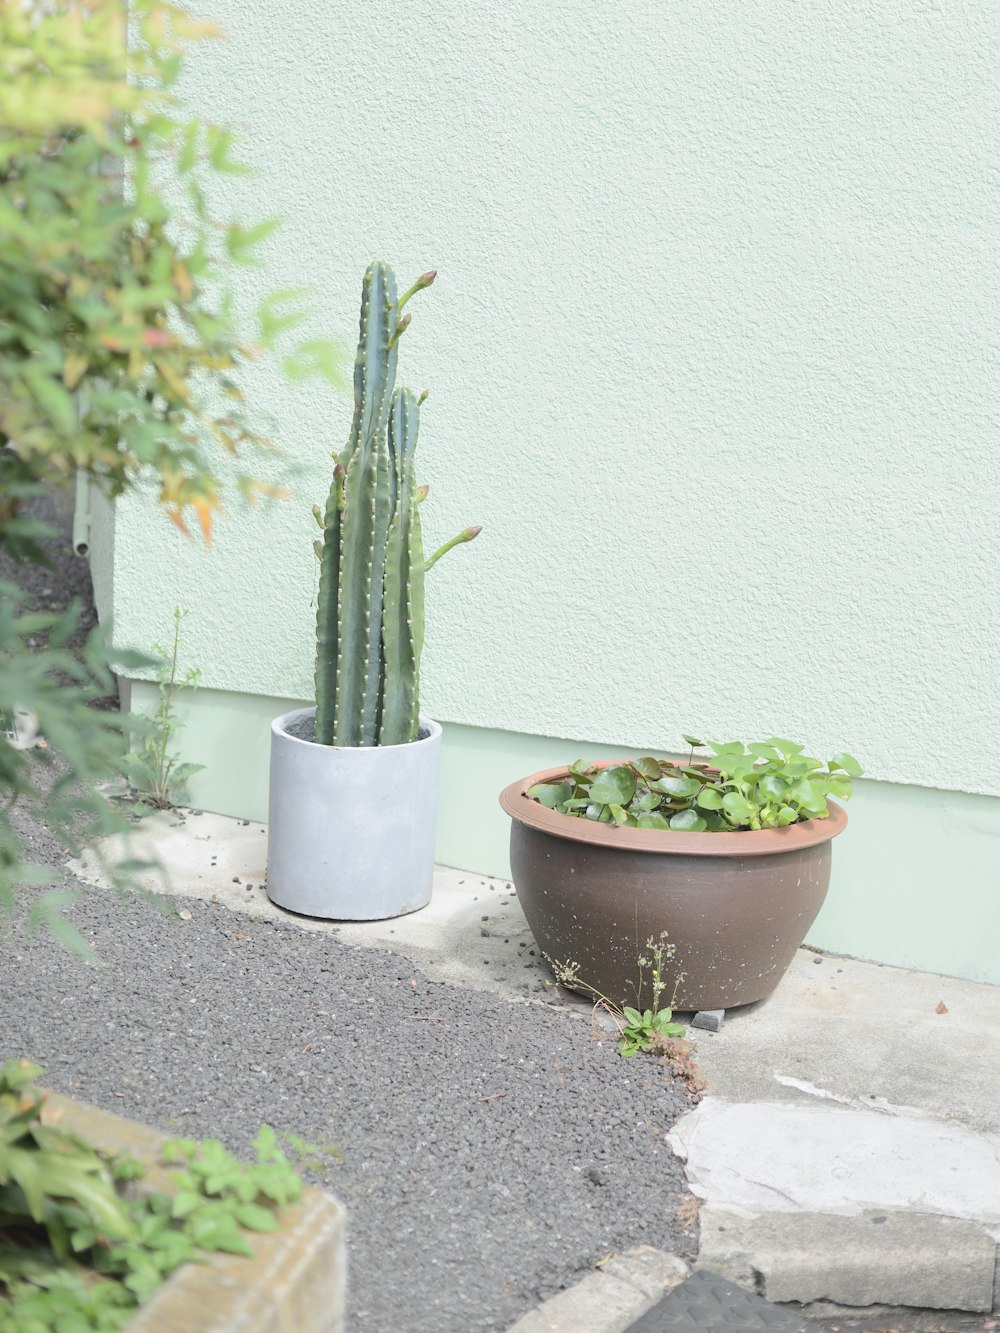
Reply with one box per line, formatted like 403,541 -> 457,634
72,469 -> 91,557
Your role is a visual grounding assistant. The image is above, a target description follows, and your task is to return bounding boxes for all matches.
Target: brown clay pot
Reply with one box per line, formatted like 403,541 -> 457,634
499,763 -> 848,1012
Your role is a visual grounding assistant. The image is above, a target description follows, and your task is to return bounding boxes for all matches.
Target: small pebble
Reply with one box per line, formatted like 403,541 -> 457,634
814,956 -> 823,964
232,877 -> 240,884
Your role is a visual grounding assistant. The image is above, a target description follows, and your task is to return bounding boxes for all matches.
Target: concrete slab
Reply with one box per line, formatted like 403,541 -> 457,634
690,950 -> 1000,1136
668,1098 -> 1000,1222
69,811 -> 569,1007
697,1207 -> 997,1312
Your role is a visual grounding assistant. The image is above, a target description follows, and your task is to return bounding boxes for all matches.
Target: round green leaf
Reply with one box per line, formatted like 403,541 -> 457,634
721,791 -> 754,820
631,791 -> 661,814
789,778 -> 827,812
635,812 -> 671,830
765,737 -> 804,759
588,764 -> 637,807
669,808 -> 707,832
653,773 -> 698,799
757,774 -> 788,801
682,734 -> 704,748
695,786 -> 724,810
633,757 -> 663,781
528,781 -> 572,809
829,752 -> 863,778
748,743 -> 782,762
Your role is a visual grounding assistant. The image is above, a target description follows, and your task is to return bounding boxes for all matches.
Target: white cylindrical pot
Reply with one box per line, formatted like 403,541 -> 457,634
266,707 -> 442,920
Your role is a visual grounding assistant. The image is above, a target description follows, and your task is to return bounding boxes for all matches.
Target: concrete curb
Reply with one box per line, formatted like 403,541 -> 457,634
44,1093 -> 347,1333
504,1247 -> 689,1332
697,1205 -> 1000,1314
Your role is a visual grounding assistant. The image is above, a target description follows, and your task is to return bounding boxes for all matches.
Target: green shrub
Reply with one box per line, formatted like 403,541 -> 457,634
0,1060 -> 314,1332
0,0 -> 339,943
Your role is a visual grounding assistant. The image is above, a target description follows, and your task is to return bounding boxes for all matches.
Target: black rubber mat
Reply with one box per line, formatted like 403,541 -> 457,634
628,1270 -> 812,1331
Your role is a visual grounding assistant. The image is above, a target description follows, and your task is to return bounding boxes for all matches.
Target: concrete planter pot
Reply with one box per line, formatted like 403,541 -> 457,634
499,763 -> 848,1012
267,706 -> 441,920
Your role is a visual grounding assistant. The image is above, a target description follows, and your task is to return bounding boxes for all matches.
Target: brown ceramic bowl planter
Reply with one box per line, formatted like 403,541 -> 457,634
499,762 -> 848,1014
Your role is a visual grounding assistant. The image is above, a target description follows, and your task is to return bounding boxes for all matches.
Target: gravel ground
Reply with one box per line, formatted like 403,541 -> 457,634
1,855 -> 697,1332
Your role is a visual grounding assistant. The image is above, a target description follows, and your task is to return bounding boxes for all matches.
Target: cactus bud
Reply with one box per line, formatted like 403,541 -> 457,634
312,503 -> 325,529
415,484 -> 429,503
417,270 -> 437,289
423,523 -> 482,572
387,312 -> 411,349
313,539 -> 323,561
418,389 -> 429,406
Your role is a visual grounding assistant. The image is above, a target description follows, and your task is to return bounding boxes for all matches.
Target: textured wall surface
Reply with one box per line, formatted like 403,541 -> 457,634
108,0 -> 1000,796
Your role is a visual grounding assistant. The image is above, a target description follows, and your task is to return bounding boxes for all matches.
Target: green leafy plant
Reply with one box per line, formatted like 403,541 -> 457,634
313,261 -> 480,747
549,934 -> 686,1058
0,1060 -> 317,1331
0,587 -> 158,954
1,0 -> 339,945
529,735 -> 863,832
123,607 -> 204,812
0,0 -> 339,550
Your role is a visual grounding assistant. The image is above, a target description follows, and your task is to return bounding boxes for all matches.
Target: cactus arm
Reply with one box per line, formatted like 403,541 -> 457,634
423,525 -> 482,572
313,478 -> 342,744
361,439 -> 393,742
379,389 -> 422,745
334,442 -> 380,745
406,502 -> 426,740
353,262 -> 399,459
379,499 -> 416,746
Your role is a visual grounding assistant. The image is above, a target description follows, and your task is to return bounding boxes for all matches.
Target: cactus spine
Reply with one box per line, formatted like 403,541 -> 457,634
314,262 -> 479,747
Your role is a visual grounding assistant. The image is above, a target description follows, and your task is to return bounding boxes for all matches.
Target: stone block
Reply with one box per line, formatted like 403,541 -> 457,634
44,1092 -> 346,1333
698,1205 -> 995,1312
505,1247 -> 688,1333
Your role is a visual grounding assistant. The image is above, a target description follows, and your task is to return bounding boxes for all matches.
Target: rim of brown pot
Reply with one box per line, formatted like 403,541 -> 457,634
499,761 -> 848,858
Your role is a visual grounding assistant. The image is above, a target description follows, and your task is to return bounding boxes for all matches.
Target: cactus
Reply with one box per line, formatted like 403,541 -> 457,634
313,262 -> 479,747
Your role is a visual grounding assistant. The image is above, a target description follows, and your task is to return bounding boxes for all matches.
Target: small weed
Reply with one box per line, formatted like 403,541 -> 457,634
547,936 -> 708,1096
548,934 -> 685,1057
122,606 -> 204,812
648,1032 -> 708,1098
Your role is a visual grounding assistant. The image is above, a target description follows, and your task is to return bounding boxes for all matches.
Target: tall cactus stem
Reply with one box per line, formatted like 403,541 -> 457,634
314,261 -> 477,750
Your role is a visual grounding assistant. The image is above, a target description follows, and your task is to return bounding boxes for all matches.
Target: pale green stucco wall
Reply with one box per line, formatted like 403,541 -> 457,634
96,2 -> 1000,981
